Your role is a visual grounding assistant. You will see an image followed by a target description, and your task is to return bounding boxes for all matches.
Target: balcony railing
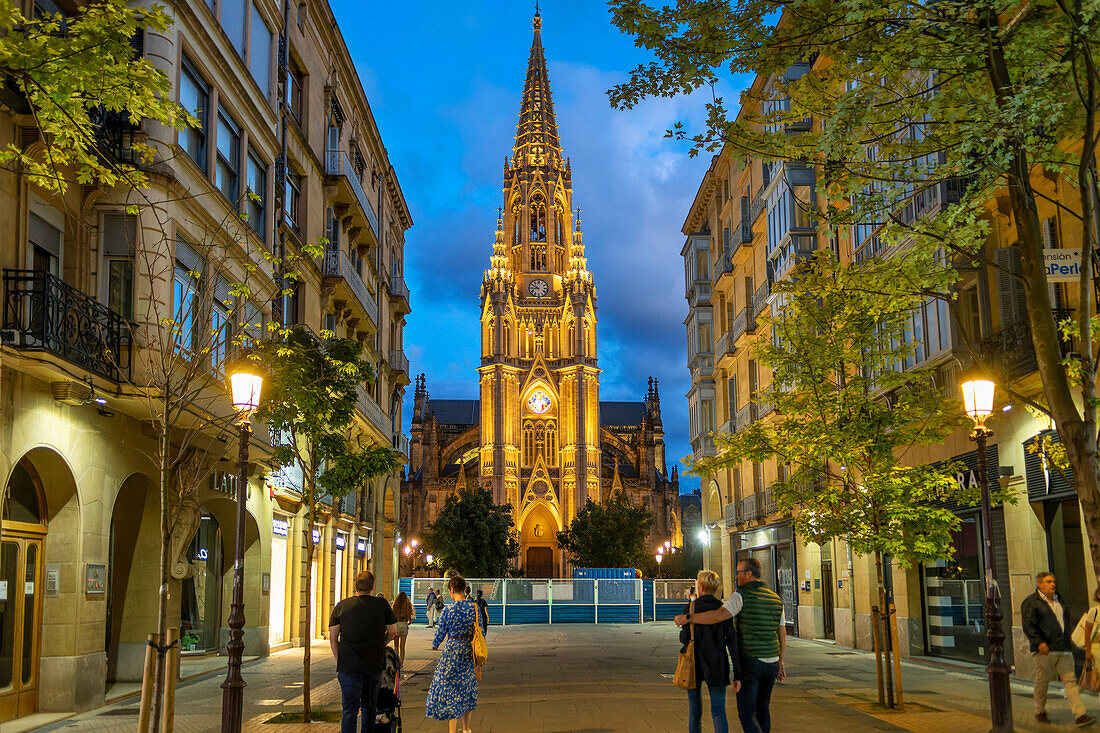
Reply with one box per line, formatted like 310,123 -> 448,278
730,308 -> 748,343
89,106 -> 142,166
392,431 -> 410,460
764,487 -> 778,515
734,402 -> 755,432
739,220 -> 752,244
715,332 -> 735,358
752,280 -> 771,318
979,310 -> 1073,383
723,500 -> 740,527
2,269 -> 130,381
325,150 -> 380,242
741,492 -> 762,521
713,252 -> 734,279
388,348 -> 409,375
387,273 -> 410,312
356,385 -> 392,437
324,248 -> 378,330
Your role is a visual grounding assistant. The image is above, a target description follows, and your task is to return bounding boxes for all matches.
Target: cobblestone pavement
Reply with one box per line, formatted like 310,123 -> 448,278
26,624 -> 1098,732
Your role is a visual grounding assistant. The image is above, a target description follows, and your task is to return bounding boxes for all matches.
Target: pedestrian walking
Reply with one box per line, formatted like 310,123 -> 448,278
675,557 -> 784,733
475,590 -> 489,635
1022,571 -> 1095,727
392,591 -> 414,667
1080,587 -> 1100,671
426,586 -> 440,627
328,570 -> 398,733
426,574 -> 479,733
680,570 -> 740,733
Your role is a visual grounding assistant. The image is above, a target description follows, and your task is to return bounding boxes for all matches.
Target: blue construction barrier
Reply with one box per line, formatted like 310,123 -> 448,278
397,577 -> 695,625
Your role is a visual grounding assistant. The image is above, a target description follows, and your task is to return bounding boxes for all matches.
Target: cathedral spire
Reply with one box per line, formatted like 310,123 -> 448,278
513,9 -> 563,170
565,207 -> 591,284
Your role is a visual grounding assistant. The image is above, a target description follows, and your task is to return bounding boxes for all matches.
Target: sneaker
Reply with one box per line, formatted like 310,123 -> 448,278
1036,713 -> 1051,724
1077,715 -> 1096,728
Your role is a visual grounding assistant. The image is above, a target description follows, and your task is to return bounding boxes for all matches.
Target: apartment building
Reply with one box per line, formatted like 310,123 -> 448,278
0,0 -> 410,722
682,56 -> 1093,678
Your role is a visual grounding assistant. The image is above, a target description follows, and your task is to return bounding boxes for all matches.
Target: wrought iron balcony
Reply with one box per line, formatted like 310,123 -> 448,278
89,106 -> 142,166
388,348 -> 410,381
734,402 -> 756,432
730,307 -> 748,343
979,309 -> 1073,383
325,150 -> 380,243
323,248 -> 378,332
764,487 -> 778,515
392,431 -> 410,460
740,220 -> 752,245
387,273 -> 410,314
741,492 -> 762,521
2,269 -> 130,381
724,500 -> 741,527
355,385 -> 392,438
752,280 -> 771,318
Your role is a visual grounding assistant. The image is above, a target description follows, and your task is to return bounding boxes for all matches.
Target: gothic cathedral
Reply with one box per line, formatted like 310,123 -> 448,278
402,12 -> 680,578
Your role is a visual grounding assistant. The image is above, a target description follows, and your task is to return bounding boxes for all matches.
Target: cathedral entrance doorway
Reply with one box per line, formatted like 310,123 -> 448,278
526,547 -> 554,578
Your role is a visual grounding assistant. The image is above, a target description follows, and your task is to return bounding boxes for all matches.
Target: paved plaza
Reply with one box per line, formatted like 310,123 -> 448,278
20,624 -> 1094,732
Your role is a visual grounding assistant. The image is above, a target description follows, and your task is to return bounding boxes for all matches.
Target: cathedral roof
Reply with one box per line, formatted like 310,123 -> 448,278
428,399 -> 480,425
600,401 -> 647,427
512,11 -> 564,170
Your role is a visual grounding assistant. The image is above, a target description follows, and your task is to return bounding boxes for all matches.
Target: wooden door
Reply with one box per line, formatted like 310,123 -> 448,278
821,560 -> 836,640
526,547 -> 554,578
0,533 -> 45,722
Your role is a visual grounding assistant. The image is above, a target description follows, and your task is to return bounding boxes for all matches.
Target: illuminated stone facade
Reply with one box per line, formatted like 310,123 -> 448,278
403,13 -> 679,578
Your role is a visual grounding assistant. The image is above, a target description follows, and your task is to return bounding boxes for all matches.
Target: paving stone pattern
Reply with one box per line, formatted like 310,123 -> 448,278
28,624 -> 1097,732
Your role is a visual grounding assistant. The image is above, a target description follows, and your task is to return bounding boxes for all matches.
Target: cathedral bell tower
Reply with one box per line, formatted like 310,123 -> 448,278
478,10 -> 600,577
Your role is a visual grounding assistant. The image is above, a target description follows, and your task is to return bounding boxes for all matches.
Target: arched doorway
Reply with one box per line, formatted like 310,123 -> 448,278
521,501 -> 560,578
0,459 -> 48,721
105,474 -> 159,682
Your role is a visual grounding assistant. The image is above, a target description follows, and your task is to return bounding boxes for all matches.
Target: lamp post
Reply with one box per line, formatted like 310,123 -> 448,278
221,360 -> 264,733
961,377 -> 1013,732
655,553 -> 663,579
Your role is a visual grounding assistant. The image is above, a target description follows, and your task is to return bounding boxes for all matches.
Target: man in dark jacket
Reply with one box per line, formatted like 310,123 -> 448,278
329,570 -> 397,733
680,570 -> 740,733
1022,571 -> 1094,726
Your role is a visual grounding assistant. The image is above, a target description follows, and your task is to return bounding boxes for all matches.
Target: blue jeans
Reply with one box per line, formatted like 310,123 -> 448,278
337,670 -> 383,733
687,682 -> 728,733
736,657 -> 780,733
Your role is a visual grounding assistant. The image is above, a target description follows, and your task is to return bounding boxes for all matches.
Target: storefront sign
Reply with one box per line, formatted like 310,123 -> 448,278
335,535 -> 347,550
210,470 -> 239,496
312,529 -> 321,544
272,517 -> 289,538
1045,248 -> 1082,282
356,540 -> 367,554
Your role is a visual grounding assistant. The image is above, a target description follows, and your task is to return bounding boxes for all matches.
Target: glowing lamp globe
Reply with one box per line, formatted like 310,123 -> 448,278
655,554 -> 663,563
961,378 -> 996,424
229,369 -> 263,414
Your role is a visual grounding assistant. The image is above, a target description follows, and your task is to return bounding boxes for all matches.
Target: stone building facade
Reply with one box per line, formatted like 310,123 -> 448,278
401,13 -> 678,578
0,0 -> 409,723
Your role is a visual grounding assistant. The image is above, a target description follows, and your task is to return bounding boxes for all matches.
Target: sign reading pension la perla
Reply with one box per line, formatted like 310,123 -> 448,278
1045,248 -> 1083,282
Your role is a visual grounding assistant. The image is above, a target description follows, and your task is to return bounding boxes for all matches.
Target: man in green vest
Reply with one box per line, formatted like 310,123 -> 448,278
674,557 -> 786,733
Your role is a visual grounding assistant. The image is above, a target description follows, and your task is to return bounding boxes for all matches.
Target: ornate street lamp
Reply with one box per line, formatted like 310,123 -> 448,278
221,356 -> 264,733
655,552 -> 663,579
961,376 -> 1013,732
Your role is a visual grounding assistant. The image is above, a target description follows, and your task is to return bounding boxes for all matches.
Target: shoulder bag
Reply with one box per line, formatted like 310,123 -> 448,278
673,600 -> 697,690
1072,606 -> 1099,648
471,602 -> 488,680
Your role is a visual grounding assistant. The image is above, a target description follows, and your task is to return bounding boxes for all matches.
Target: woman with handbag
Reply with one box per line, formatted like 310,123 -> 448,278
679,570 -> 740,733
1080,587 -> 1100,693
426,574 -> 479,733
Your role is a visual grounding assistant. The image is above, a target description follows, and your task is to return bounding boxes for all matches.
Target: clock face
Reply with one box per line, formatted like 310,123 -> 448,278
527,390 -> 552,415
528,279 -> 549,298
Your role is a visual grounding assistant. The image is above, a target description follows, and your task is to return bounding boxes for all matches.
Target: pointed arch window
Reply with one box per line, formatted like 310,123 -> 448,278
530,196 -> 546,242
530,245 -> 547,271
544,421 -> 558,465
523,419 -> 536,466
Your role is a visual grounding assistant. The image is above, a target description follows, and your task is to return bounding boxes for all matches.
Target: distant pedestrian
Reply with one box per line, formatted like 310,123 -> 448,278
392,591 -> 414,667
675,558 -> 784,733
426,574 -> 479,733
426,586 -> 439,627
1081,586 -> 1100,670
1022,571 -> 1095,726
328,570 -> 397,733
680,570 -> 739,733
475,590 -> 489,634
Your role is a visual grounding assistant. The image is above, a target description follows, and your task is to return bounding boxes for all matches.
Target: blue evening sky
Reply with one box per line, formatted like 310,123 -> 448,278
334,1 -> 742,495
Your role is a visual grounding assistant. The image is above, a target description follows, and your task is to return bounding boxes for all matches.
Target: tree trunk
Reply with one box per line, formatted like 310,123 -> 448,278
150,421 -> 171,733
302,517 -> 315,722
874,551 -> 898,709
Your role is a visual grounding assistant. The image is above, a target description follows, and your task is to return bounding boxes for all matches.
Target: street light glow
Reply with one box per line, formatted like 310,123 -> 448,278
425,554 -> 433,563
654,554 -> 663,563
961,378 -> 995,424
698,529 -> 710,544
229,367 -> 264,415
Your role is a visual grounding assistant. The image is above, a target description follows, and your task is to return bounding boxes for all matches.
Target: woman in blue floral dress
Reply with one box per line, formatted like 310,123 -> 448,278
426,574 -> 479,732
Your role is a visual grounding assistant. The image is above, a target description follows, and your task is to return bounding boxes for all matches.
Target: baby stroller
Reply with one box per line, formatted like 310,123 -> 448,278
374,646 -> 402,732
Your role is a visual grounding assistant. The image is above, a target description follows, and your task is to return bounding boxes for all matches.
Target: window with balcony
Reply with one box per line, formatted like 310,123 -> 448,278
287,58 -> 304,121
102,213 -> 136,320
179,58 -> 208,172
216,109 -> 240,203
249,4 -> 272,96
285,168 -> 301,229
246,148 -> 266,241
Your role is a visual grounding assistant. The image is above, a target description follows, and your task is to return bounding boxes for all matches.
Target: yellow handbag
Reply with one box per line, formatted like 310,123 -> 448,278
673,600 -> 697,690
472,602 -> 488,680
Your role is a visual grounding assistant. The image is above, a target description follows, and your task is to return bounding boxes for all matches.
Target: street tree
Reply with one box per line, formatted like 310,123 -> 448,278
423,485 -> 520,578
693,251 -> 1014,704
254,326 -> 401,723
608,0 -> 1100,570
556,493 -> 654,570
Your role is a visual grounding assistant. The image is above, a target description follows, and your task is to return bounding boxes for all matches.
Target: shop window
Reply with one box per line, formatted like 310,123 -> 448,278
181,515 -> 223,653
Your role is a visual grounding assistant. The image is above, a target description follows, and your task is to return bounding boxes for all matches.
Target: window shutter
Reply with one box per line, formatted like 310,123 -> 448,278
995,245 -> 1027,327
175,238 -> 202,273
29,212 -> 61,258
103,213 -> 136,257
